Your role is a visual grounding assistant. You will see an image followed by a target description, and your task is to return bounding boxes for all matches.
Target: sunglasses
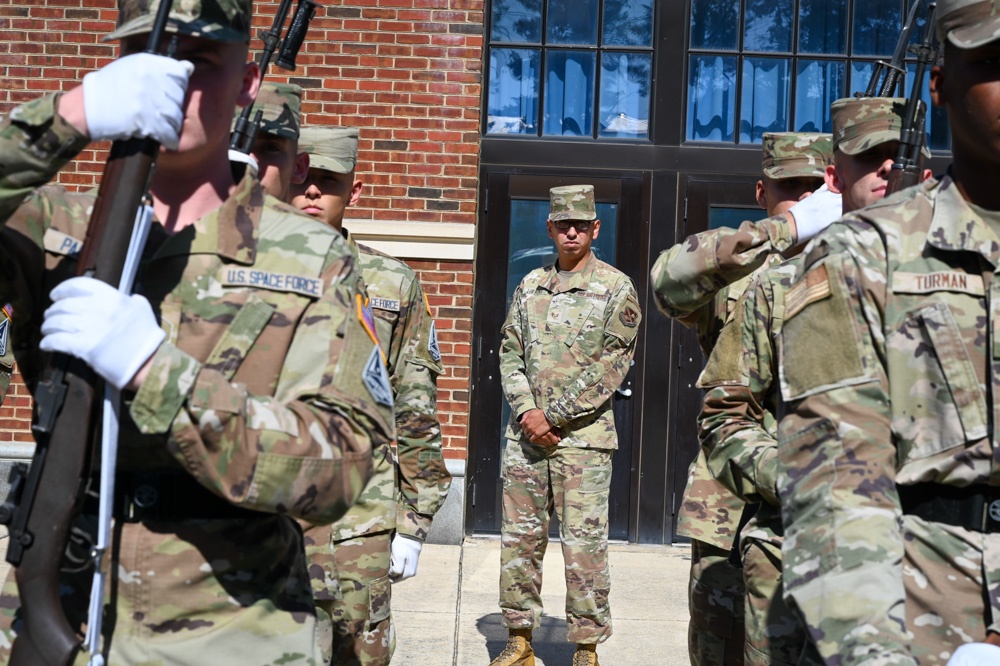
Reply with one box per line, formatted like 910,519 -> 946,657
551,219 -> 594,232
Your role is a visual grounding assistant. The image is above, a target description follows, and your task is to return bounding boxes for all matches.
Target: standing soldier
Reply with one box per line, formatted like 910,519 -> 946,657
698,98 -> 931,666
777,1 -> 1000,662
230,81 -> 309,201
290,126 -> 452,666
492,185 -> 640,666
650,132 -> 836,666
0,0 -> 393,663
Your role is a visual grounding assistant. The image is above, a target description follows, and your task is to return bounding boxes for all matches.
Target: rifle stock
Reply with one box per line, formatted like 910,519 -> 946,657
0,1 -> 174,662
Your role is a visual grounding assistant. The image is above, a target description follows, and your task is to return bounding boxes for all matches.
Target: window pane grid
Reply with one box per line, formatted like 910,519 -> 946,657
486,0 -> 655,140
687,0 -> 947,148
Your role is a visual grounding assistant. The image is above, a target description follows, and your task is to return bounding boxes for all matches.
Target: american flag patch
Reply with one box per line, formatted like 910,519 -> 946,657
785,264 -> 832,319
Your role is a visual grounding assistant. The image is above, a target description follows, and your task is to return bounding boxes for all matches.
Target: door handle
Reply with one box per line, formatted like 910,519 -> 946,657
616,387 -> 633,398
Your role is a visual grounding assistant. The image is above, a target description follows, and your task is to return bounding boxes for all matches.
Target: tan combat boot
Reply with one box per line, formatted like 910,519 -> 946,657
572,643 -> 600,666
489,628 -> 535,666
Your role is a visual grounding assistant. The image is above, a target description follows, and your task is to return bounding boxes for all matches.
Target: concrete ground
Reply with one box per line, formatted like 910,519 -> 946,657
392,537 -> 692,665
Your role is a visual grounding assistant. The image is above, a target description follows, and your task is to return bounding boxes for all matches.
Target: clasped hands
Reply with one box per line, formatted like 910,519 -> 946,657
518,408 -> 561,447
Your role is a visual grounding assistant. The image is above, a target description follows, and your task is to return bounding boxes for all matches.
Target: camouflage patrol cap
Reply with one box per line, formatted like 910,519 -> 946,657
936,0 -> 1000,48
104,0 -> 252,44
549,185 -> 597,221
235,82 -> 302,140
299,126 -> 359,174
831,97 -> 931,157
760,132 -> 832,180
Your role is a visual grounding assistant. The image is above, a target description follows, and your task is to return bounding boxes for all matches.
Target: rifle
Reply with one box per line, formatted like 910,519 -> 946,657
857,0 -> 921,99
886,2 -> 938,196
0,1 -> 176,664
229,0 -> 318,158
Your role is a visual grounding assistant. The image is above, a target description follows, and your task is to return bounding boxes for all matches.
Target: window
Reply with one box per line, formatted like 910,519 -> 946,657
486,0 -> 655,139
686,0 -> 948,149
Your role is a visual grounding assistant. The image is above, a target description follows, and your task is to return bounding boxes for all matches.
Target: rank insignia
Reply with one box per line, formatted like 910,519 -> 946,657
619,306 -> 639,328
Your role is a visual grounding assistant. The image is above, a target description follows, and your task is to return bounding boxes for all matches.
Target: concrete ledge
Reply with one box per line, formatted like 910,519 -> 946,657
425,457 -> 465,546
345,219 -> 475,261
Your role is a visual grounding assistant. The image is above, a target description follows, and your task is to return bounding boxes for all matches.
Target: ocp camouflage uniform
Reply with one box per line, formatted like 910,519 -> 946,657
776,174 -> 1000,666
499,243 -> 640,644
297,127 -> 451,666
0,33 -> 394,666
651,132 -> 830,666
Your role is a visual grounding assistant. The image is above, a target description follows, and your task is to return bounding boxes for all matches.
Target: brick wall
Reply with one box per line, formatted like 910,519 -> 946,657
0,0 -> 483,459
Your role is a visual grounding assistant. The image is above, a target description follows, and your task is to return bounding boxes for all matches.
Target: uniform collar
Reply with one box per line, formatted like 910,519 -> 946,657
149,172 -> 264,264
539,250 -> 599,293
927,174 -> 1000,267
342,227 -> 361,264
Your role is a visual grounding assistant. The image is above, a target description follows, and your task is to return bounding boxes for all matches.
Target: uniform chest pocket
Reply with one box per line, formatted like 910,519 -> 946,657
888,301 -> 988,462
557,302 -> 597,348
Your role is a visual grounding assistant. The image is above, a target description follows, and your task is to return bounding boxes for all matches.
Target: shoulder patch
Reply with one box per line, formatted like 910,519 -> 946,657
356,294 -> 381,349
369,297 -> 401,312
363,346 -> 394,408
0,319 -> 8,357
428,321 -> 441,362
219,267 -> 323,298
424,292 -> 432,317
893,271 -> 985,297
619,306 -> 639,328
785,264 -> 831,320
43,228 -> 83,257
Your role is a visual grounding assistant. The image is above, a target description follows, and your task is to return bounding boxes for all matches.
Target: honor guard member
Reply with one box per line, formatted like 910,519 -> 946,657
230,81 -> 309,201
0,0 -> 394,663
290,126 -> 452,666
651,132 -> 836,666
697,99 -> 930,666
492,185 -> 640,666
776,1 -> 1000,662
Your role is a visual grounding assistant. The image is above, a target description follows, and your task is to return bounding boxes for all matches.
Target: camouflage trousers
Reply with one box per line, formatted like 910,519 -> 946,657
901,515 -> 1000,665
499,439 -> 613,644
688,539 -> 745,666
323,530 -> 395,666
740,510 -> 812,666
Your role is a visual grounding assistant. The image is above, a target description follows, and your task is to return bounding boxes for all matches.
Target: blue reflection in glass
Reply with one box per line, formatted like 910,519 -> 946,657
905,62 -> 950,151
799,0 -> 848,54
710,206 -> 768,230
795,59 -> 845,132
744,0 -> 793,52
487,48 -> 541,135
491,0 -> 543,43
602,0 -> 654,47
740,57 -> 790,143
599,52 -> 651,138
852,0 -> 901,56
687,55 -> 737,141
547,0 -> 599,45
690,0 -> 739,50
544,51 -> 596,136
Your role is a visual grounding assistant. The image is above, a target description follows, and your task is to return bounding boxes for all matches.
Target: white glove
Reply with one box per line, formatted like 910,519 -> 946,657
389,534 -> 423,582
228,149 -> 259,175
946,643 -> 1000,665
82,53 -> 194,150
40,277 -> 165,390
788,184 -> 843,243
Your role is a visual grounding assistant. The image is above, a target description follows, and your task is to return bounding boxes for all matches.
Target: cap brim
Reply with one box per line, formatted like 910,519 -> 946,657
762,166 -> 826,180
309,155 -> 356,174
104,16 -> 247,43
839,129 -> 932,159
549,211 -> 597,221
947,17 -> 1000,49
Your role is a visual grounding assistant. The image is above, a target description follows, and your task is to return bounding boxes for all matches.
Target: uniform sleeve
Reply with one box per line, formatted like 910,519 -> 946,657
697,272 -> 780,507
650,215 -> 795,323
544,277 -> 641,427
0,94 -> 89,221
394,281 -> 451,541
776,224 -> 914,665
130,252 -> 393,526
499,284 -> 537,419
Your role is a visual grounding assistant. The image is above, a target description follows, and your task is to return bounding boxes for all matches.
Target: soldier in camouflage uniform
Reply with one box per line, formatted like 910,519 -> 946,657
0,1 -> 394,663
230,81 -> 309,201
697,98 -> 928,666
776,1 -> 1000,662
290,126 -> 452,666
493,185 -> 641,666
650,132 -> 836,666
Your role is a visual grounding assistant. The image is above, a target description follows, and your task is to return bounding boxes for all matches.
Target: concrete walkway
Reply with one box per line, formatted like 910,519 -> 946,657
392,537 -> 692,665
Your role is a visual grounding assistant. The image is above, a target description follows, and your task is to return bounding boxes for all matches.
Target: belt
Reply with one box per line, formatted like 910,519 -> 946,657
897,483 -> 1000,533
114,472 -> 265,523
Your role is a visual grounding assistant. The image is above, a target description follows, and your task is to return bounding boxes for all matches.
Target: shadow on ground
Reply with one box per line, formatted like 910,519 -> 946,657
477,612 -> 577,663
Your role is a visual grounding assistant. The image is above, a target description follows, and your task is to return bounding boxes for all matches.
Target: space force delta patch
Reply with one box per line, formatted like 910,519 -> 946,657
0,303 -> 10,357
363,346 -> 394,408
428,321 -> 441,362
